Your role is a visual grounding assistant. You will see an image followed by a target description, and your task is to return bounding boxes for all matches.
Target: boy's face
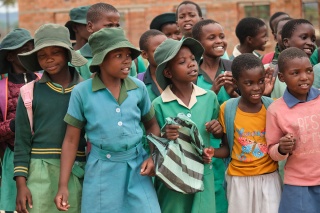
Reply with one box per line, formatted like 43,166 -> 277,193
283,24 -> 316,58
37,46 -> 68,75
161,23 -> 182,41
87,12 -> 120,34
275,20 -> 289,50
100,47 -> 132,79
278,57 -> 313,101
7,41 -> 34,74
176,4 -> 203,37
249,25 -> 268,51
235,66 -> 265,105
164,46 -> 198,84
141,35 -> 167,68
199,23 -> 227,58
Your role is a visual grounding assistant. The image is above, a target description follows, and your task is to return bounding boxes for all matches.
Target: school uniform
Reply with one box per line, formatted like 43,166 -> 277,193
152,84 -> 218,213
141,66 -> 161,102
229,44 -> 261,60
65,74 -> 161,213
14,69 -> 86,213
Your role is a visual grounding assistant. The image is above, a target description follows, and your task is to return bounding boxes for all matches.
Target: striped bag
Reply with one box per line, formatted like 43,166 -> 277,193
147,113 -> 205,194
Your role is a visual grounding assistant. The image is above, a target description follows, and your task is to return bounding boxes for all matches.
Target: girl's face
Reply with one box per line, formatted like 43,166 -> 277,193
176,4 -> 202,37
161,23 -> 182,41
164,46 -> 198,85
250,25 -> 268,51
7,41 -> 34,74
236,66 -> 265,105
283,23 -> 316,57
37,46 -> 68,75
100,47 -> 132,79
199,23 -> 227,58
141,35 -> 167,68
278,57 -> 313,101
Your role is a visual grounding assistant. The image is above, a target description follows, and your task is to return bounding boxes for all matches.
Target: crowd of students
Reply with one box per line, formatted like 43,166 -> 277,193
0,1 -> 319,213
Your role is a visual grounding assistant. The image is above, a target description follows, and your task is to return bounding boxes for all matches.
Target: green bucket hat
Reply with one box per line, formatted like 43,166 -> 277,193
65,5 -> 90,40
18,23 -> 87,72
150,13 -> 176,31
154,38 -> 204,90
89,27 -> 141,73
0,28 -> 33,74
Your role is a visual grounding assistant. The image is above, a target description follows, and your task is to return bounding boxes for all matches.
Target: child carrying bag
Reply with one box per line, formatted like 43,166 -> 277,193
147,113 -> 205,194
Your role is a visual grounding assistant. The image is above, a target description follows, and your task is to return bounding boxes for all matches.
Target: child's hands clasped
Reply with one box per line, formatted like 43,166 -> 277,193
164,124 -> 181,140
278,133 -> 296,155
211,71 -> 235,95
202,147 -> 215,164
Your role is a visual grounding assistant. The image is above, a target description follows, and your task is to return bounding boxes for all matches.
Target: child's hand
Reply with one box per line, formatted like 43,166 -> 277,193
164,124 -> 180,140
203,147 -> 215,164
211,72 -> 234,95
222,71 -> 238,96
205,120 -> 222,135
263,66 -> 276,96
16,184 -> 32,213
54,187 -> 70,211
279,133 -> 296,155
140,157 -> 155,176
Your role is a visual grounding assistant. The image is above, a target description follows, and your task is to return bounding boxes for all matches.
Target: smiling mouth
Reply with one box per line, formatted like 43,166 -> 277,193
214,46 -> 224,50
184,24 -> 193,30
303,48 -> 313,55
251,94 -> 261,98
299,83 -> 310,88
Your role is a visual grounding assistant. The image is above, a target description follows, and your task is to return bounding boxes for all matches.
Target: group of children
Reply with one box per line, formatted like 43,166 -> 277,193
0,1 -> 320,213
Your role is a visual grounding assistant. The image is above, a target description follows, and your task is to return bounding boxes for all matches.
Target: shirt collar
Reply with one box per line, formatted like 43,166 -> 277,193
79,43 -> 92,58
39,66 -> 82,87
232,44 -> 260,58
198,58 -> 224,84
283,87 -> 320,108
92,74 -> 138,105
161,83 -> 207,109
143,66 -> 161,96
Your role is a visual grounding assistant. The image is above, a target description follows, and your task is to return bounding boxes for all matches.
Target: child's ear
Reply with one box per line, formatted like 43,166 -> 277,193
141,50 -> 148,60
86,21 -> 94,34
163,68 -> 172,79
246,36 -> 253,45
278,72 -> 285,82
282,38 -> 290,48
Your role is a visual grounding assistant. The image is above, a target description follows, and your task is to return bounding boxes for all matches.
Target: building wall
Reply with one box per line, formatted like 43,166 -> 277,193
18,0 -> 304,55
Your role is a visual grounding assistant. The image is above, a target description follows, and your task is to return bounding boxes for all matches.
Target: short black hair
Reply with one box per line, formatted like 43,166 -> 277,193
235,17 -> 266,44
192,19 -> 218,41
274,17 -> 292,34
269,12 -> 289,32
176,1 -> 202,19
278,47 -> 309,73
231,53 -> 264,80
139,29 -> 165,51
281,19 -> 313,41
87,3 -> 119,23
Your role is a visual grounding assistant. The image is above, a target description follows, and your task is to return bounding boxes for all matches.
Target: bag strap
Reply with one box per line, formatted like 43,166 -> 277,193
0,78 -> 8,121
261,52 -> 275,65
20,80 -> 37,134
137,72 -> 146,81
224,96 -> 273,167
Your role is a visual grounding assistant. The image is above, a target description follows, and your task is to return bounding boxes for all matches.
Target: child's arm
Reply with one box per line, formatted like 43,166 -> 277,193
54,125 -> 81,211
205,119 -> 223,139
141,116 -> 160,176
16,176 -> 33,213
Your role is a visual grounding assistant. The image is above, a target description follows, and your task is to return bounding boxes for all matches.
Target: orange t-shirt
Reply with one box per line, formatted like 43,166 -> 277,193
219,103 -> 278,176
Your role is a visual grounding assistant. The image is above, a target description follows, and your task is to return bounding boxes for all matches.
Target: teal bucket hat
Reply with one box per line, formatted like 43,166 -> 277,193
0,28 -> 33,74
150,13 -> 176,31
154,38 -> 204,90
18,23 -> 87,72
65,5 -> 90,40
89,27 -> 141,73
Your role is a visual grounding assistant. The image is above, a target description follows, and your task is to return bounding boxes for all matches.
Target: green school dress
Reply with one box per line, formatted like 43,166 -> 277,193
153,84 -> 218,213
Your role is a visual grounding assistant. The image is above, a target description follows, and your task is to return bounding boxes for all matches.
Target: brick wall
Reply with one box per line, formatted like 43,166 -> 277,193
18,0 -> 304,55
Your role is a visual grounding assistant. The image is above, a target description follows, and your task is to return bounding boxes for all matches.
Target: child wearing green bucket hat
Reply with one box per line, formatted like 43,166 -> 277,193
0,28 -> 36,211
152,38 -> 227,213
55,27 -> 161,213
76,2 -> 144,79
14,23 -> 87,213
65,5 -> 91,50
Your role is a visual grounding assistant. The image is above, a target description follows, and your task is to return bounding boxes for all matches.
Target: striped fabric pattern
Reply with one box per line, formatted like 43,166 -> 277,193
147,113 -> 205,194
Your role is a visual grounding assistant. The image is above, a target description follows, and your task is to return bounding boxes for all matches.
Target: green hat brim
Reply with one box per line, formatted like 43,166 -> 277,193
0,38 -> 34,74
65,21 -> 86,40
90,40 -> 141,73
156,38 -> 204,90
18,40 -> 87,72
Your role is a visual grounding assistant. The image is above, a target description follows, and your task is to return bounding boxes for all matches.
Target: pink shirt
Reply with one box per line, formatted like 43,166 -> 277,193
266,95 -> 320,186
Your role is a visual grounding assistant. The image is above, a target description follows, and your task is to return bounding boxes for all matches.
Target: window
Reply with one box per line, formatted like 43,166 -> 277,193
237,2 -> 270,22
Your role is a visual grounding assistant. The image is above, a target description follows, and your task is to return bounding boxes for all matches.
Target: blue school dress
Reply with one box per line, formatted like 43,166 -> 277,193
65,74 -> 161,213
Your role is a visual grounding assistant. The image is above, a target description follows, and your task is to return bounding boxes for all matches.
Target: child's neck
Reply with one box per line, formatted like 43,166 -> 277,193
73,36 -> 88,51
238,97 -> 262,113
238,44 -> 254,54
149,65 -> 163,93
49,67 -> 72,88
171,83 -> 193,106
200,55 -> 221,81
100,72 -> 122,101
